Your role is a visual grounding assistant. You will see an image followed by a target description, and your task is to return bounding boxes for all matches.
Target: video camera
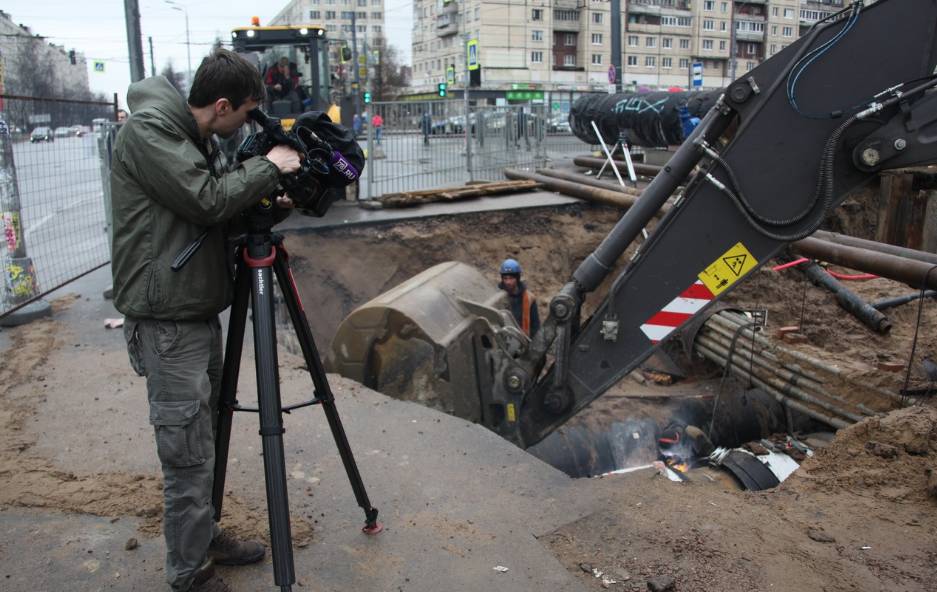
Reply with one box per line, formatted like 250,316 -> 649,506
237,108 -> 364,217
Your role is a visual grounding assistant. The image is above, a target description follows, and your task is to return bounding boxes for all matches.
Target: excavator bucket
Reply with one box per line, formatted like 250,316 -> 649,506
328,261 -> 511,422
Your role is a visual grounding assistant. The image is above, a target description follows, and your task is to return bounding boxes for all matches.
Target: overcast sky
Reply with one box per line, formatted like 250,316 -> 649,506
4,0 -> 413,107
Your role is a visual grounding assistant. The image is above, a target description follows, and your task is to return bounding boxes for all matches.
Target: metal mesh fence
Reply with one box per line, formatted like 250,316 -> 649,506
362,93 -> 596,198
0,94 -> 117,318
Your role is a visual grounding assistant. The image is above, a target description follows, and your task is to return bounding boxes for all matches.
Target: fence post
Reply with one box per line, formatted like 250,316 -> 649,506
366,107 -> 374,200
464,96 -> 473,183
0,114 -> 44,320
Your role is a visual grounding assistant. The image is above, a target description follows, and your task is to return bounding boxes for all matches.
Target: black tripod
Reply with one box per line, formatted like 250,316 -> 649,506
210,202 -> 381,591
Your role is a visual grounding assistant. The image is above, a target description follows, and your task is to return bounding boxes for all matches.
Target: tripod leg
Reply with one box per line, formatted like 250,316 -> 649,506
248,248 -> 295,590
212,263 -> 250,521
273,247 -> 382,534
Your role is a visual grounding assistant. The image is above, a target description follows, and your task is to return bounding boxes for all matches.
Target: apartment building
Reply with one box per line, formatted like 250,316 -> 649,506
270,0 -> 386,84
411,0 -> 816,98
0,10 -> 89,97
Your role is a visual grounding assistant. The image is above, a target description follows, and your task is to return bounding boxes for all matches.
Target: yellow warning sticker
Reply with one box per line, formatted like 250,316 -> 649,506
698,241 -> 758,296
507,403 -> 517,423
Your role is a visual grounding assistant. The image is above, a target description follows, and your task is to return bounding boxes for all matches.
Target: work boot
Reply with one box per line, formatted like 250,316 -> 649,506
208,529 -> 266,566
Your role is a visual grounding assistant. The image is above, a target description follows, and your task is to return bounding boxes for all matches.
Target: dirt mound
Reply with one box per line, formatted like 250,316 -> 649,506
786,405 -> 937,503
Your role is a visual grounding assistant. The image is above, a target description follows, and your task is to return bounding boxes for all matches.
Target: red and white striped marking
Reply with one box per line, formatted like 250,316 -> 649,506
640,281 -> 715,344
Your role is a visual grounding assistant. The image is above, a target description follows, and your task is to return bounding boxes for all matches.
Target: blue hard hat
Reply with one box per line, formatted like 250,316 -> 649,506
500,258 -> 521,276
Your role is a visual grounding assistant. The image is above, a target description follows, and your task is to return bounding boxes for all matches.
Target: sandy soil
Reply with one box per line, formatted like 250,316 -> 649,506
0,295 -> 312,545
545,405 -> 937,592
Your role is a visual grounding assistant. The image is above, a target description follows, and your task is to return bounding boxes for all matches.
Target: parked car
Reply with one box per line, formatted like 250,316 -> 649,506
30,127 -> 54,143
69,125 -> 85,137
54,126 -> 73,138
548,114 -> 571,133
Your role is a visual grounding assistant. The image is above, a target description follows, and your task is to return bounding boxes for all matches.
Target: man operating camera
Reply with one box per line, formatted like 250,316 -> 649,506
110,49 -> 301,592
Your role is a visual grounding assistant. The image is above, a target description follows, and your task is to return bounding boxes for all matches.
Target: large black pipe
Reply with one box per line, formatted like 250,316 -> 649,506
569,90 -> 722,147
796,259 -> 892,334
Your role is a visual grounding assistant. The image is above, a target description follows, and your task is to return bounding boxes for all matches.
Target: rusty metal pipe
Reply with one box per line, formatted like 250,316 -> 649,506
572,155 -> 664,177
534,168 -> 644,196
695,342 -> 851,429
790,237 -> 937,290
697,334 -> 866,423
812,230 -> 937,267
503,168 -> 643,210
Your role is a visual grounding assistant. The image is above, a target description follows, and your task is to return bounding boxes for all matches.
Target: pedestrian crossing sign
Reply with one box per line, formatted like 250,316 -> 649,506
467,39 -> 479,71
93,61 -> 105,73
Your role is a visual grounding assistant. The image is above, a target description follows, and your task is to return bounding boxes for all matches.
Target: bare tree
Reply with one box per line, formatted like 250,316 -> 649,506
160,60 -> 186,96
370,36 -> 409,101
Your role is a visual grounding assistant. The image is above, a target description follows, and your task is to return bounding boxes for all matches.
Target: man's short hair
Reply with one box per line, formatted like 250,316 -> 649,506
188,48 -> 265,109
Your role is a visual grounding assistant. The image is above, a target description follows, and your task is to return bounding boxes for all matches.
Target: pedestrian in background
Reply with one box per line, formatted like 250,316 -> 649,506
372,112 -> 383,145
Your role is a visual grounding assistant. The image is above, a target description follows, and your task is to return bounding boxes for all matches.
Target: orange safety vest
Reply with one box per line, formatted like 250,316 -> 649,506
521,290 -> 535,336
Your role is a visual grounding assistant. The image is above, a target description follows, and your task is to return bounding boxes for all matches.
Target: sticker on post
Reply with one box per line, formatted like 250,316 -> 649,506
698,241 -> 758,296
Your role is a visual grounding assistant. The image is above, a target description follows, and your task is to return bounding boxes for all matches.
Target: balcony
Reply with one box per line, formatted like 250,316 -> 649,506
436,13 -> 458,37
735,30 -> 765,42
629,0 -> 691,17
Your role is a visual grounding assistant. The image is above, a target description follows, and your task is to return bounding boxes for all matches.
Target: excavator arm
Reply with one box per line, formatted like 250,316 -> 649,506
330,0 -> 937,450
502,0 -> 937,447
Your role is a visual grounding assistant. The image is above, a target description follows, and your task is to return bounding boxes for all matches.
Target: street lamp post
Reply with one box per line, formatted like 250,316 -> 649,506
165,1 -> 193,92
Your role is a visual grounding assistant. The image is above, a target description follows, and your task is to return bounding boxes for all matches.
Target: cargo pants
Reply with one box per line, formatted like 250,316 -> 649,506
124,317 -> 223,591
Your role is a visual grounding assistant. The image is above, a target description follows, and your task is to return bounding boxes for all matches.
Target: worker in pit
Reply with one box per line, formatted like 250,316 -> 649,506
499,258 -> 540,337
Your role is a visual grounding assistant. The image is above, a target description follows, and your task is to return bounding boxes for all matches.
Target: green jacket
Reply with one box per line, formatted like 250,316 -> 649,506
111,76 -> 280,320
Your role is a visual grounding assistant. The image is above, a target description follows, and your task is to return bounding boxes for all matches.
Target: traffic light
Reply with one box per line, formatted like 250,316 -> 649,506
340,45 -> 352,63
437,82 -> 447,98
68,49 -> 76,65
363,91 -> 372,104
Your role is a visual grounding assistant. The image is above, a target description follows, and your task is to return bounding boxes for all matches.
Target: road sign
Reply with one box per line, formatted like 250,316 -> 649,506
27,114 -> 51,124
446,65 -> 455,85
467,39 -> 479,71
93,61 -> 105,73
692,62 -> 703,88
608,64 -> 617,84
358,66 -> 368,79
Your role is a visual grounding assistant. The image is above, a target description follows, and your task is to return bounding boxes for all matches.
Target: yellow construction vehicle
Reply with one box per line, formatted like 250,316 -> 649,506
231,19 -> 340,128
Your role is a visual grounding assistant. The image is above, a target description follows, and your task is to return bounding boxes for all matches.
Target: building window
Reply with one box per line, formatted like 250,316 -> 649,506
341,10 -> 354,18
357,0 -> 366,6
593,12 -> 603,24
662,37 -> 672,49
784,8 -> 794,18
592,33 -> 603,44
627,55 -> 638,66
565,33 -> 576,46
704,0 -> 714,11
679,38 -> 690,49
532,8 -> 543,20
721,1 -> 728,13
531,51 -> 543,63
309,10 -> 321,18
720,21 -> 727,31
563,54 -> 576,66
662,57 -> 672,68
532,30 -> 543,41
782,26 -> 793,37
772,7 -> 779,17
627,35 -> 639,47
770,43 -> 777,54
645,56 -> 656,68
358,25 -> 366,32
592,53 -> 603,65
645,37 -> 656,48
719,40 -> 726,50
679,58 -> 689,68
703,19 -> 714,31
746,61 -> 755,71
661,15 -> 676,26
702,39 -> 713,50
371,11 -> 381,18
372,24 -> 381,33
747,43 -> 756,55
771,24 -> 778,35
475,7 -> 480,19
677,16 -> 691,27
555,9 -> 580,21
